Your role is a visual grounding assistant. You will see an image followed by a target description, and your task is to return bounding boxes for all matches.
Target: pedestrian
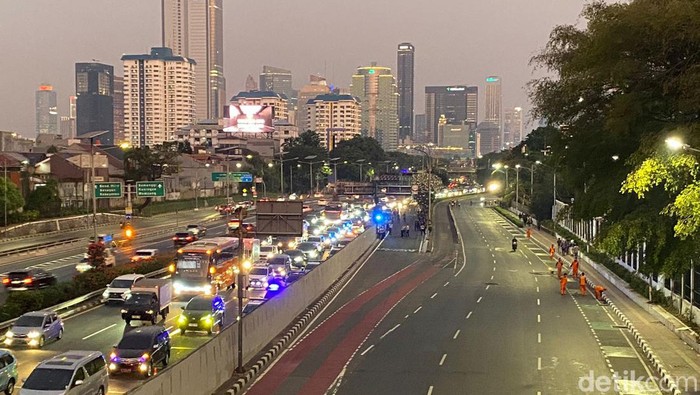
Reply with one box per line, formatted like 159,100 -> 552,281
594,285 -> 607,301
572,244 -> 580,260
560,274 -> 568,295
579,272 -> 587,295
420,224 -> 426,235
570,258 -> 579,278
556,258 -> 564,278
405,225 -> 410,238
557,237 -> 562,252
526,228 -> 532,239
537,221 -> 542,231
549,244 -> 556,259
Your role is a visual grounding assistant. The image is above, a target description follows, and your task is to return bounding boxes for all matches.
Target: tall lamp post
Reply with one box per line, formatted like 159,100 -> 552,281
515,164 -> 521,209
81,130 -> 109,240
329,157 -> 341,183
356,159 -> 366,182
2,159 -> 7,238
278,156 -> 299,196
299,155 -> 323,195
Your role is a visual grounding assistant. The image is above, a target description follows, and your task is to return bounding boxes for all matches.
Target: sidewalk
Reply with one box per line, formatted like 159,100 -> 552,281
526,224 -> 700,391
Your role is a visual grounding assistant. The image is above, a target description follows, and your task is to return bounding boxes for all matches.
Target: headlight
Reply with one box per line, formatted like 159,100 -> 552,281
309,251 -> 318,258
121,309 -> 128,314
178,315 -> 188,324
5,331 -> 13,338
102,290 -> 109,298
200,314 -> 212,323
109,363 -> 118,371
27,331 -> 40,338
294,256 -> 303,262
280,270 -> 286,276
146,310 -> 154,315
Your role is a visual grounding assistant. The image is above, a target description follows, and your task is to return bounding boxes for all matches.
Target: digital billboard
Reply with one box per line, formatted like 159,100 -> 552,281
223,104 -> 274,133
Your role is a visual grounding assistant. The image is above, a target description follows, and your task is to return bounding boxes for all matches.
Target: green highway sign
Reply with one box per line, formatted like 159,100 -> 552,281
211,172 -> 253,182
136,181 -> 165,197
95,182 -> 123,199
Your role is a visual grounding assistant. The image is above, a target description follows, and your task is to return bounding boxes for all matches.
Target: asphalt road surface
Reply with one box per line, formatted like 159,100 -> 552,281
241,199 -> 664,395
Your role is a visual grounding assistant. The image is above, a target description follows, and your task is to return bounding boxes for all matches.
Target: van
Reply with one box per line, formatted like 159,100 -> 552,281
21,350 -> 108,395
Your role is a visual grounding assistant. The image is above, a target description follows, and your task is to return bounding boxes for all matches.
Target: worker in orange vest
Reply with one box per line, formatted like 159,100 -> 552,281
549,244 -> 556,259
560,274 -> 568,295
579,272 -> 587,295
570,259 -> 580,278
526,228 -> 532,238
594,285 -> 607,301
555,258 -> 564,278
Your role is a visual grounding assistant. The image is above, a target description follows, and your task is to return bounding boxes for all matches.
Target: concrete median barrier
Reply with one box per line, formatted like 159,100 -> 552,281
127,230 -> 376,395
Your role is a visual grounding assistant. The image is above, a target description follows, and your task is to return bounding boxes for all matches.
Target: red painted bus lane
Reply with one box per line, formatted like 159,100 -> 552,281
247,264 -> 419,395
299,265 -> 440,394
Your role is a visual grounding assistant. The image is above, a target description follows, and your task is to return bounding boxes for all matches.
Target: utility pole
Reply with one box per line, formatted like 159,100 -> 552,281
236,206 -> 245,373
90,140 -> 97,240
3,160 -> 6,238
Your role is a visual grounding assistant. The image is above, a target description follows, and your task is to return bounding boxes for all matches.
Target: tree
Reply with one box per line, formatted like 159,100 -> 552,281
25,179 -> 61,217
283,131 -> 328,194
330,136 -> 386,181
124,144 -> 180,210
0,178 -> 24,224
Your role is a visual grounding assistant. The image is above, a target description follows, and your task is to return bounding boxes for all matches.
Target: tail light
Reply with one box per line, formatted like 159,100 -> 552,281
186,236 -> 192,241
23,278 -> 33,284
172,237 -> 177,240
2,278 -> 8,285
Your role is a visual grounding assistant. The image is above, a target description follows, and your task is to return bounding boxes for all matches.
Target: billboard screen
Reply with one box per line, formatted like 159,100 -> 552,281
223,104 -> 274,133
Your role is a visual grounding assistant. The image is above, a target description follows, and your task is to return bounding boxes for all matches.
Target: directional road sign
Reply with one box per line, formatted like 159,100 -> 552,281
211,172 -> 253,182
95,182 -> 123,199
136,181 -> 165,197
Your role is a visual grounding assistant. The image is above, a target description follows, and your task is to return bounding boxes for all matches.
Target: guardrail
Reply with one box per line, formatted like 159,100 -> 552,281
0,267 -> 169,335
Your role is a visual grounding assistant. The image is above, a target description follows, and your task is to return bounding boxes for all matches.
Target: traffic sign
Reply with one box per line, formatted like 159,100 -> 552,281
136,181 -> 165,197
95,182 -> 123,199
211,172 -> 253,182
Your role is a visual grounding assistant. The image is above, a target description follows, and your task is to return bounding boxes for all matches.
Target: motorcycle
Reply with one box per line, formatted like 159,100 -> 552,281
512,238 -> 518,252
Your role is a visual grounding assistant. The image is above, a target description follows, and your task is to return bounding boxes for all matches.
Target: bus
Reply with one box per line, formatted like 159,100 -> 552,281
172,237 -> 240,296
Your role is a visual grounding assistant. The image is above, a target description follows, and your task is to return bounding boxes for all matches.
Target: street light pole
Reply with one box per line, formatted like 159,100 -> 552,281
530,164 -> 535,200
515,165 -> 520,210
3,160 -> 6,238
90,138 -> 98,240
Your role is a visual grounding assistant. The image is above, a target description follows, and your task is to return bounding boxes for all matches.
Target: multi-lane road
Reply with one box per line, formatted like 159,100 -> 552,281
238,198 -> 663,395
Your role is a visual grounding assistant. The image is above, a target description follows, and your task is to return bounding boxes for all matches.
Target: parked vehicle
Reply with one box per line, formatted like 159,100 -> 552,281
109,326 -> 170,377
102,274 -> 145,304
177,295 -> 225,335
4,311 -> 63,348
22,351 -> 108,395
121,279 -> 172,325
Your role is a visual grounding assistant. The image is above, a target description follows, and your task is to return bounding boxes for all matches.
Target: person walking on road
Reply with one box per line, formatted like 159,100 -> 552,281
579,272 -> 587,295
526,228 -> 532,238
556,258 -> 564,279
570,258 -> 580,279
560,274 -> 568,295
549,244 -> 556,259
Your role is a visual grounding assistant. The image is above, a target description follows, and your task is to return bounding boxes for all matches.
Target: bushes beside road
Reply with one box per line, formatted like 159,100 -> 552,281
0,255 -> 174,323
494,206 -> 524,227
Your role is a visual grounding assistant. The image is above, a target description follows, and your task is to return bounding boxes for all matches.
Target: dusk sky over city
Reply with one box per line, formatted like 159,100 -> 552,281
0,0 -> 588,138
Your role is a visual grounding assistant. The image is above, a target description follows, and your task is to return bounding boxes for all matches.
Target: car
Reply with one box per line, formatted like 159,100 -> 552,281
177,295 -> 225,335
241,223 -> 256,234
283,249 -> 307,270
302,205 -> 313,213
131,249 -> 158,263
296,242 -> 321,262
102,274 -> 145,303
172,232 -> 196,247
248,266 -> 271,290
109,326 -> 171,377
306,236 -> 328,250
186,224 -> 207,237
0,349 -> 17,395
75,247 -> 116,273
23,351 -> 109,395
285,271 -> 305,283
317,198 -> 328,206
288,193 -> 299,201
267,254 -> 292,281
4,311 -> 63,348
2,269 -> 56,291
259,245 -> 279,261
242,299 -> 264,316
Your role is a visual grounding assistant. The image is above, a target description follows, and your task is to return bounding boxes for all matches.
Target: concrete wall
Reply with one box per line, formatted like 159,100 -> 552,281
3,213 -> 122,238
128,228 -> 376,395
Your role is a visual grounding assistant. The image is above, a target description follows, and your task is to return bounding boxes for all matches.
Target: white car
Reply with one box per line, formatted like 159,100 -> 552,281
102,274 -> 145,303
76,249 -> 116,273
131,248 -> 158,262
248,266 -> 271,290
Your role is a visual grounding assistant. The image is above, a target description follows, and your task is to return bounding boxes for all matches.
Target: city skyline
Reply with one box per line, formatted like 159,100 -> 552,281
0,1 -> 589,139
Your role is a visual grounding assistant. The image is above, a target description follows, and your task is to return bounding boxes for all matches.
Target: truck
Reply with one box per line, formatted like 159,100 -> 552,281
120,278 -> 172,325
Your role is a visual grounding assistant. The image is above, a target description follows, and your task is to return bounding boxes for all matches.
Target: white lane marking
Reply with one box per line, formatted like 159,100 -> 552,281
427,386 -> 434,395
360,345 -> 374,356
414,306 -> 422,314
443,281 -> 450,287
537,298 -> 541,306
538,333 -> 541,343
477,296 -> 483,303
493,267 -> 496,271
536,286 -> 540,293
453,330 -> 460,339
82,323 -> 117,340
404,314 -> 409,319
430,292 -> 438,299
490,275 -> 494,280
485,285 -> 490,290
466,311 -> 472,319
380,324 -> 401,339
537,314 -> 541,323
534,277 -> 538,283
493,259 -> 497,264
439,353 -> 447,366
538,357 -> 542,370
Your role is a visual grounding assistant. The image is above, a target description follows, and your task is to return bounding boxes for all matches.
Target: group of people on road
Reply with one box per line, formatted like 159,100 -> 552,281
557,237 -> 580,259
555,255 -> 606,300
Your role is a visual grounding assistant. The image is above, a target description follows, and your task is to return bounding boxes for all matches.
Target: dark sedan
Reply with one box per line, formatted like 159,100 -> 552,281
172,232 -> 196,247
283,249 -> 307,270
2,269 -> 57,291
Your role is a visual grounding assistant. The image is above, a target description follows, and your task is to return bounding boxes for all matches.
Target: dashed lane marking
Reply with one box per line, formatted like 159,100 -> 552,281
427,386 -> 434,395
538,314 -> 541,323
430,292 -> 438,299
466,311 -> 472,319
453,330 -> 460,339
477,296 -> 483,303
443,281 -> 449,287
380,324 -> 401,339
414,306 -> 422,314
360,345 -> 374,356
439,353 -> 447,366
538,333 -> 542,343
485,285 -> 490,290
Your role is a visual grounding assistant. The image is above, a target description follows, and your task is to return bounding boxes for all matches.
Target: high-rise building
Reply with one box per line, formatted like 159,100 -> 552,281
75,62 -> 114,145
35,84 -> 59,137
245,74 -> 258,91
259,66 -> 293,101
476,121 -> 500,156
162,0 -> 226,120
306,94 -> 361,151
113,76 -> 125,143
485,76 -> 502,139
425,86 -> 469,145
230,91 -> 289,121
397,43 -> 414,142
440,121 -> 470,150
60,96 -> 77,139
503,107 -> 524,148
414,113 -> 427,143
296,75 -> 330,131
350,63 -> 399,151
466,86 -> 478,130
122,47 -> 196,147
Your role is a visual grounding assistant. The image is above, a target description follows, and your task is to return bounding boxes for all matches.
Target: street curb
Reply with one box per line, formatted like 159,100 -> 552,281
224,239 -> 379,395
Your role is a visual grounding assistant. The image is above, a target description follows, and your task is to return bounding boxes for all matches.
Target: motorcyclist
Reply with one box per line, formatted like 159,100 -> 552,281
512,237 -> 518,252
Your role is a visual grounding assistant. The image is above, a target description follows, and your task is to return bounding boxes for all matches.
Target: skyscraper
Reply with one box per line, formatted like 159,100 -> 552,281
122,47 -> 196,147
75,62 -> 114,145
60,96 -> 77,139
296,75 -> 330,130
466,86 -> 478,130
113,76 -> 125,143
350,63 -> 399,151
230,91 -> 289,121
306,94 -> 361,151
245,74 -> 258,91
35,84 -> 59,137
397,43 -> 414,142
503,107 -> 524,147
162,0 -> 226,120
259,66 -> 293,101
425,86 -> 469,144
485,76 -> 502,139
414,113 -> 427,143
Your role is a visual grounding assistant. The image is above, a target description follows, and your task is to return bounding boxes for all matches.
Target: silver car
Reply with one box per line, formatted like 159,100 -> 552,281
21,351 -> 108,395
4,311 -> 63,348
0,349 -> 18,395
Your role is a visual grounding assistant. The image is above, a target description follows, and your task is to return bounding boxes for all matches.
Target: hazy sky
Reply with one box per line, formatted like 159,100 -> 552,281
0,0 -> 589,139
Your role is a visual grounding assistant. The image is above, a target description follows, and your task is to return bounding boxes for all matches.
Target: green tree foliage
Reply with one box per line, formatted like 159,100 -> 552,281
0,178 -> 24,223
124,144 -> 180,182
25,179 -> 61,217
283,131 -> 328,193
330,136 -> 386,182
